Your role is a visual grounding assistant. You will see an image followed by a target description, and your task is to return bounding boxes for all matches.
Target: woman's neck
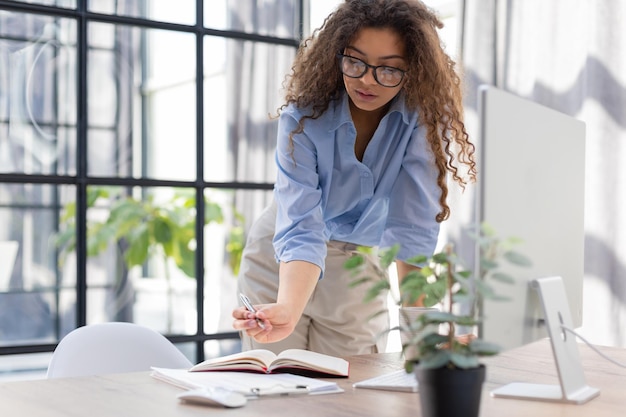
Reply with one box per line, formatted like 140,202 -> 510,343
349,100 -> 390,161
348,99 -> 389,130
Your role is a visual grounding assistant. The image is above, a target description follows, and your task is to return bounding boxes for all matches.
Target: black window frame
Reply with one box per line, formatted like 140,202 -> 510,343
0,0 -> 305,364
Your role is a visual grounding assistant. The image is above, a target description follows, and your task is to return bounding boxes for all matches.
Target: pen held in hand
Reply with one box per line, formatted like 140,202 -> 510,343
239,293 -> 266,330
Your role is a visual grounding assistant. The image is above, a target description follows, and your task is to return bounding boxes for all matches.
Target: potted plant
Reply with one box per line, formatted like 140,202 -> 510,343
345,223 -> 532,417
56,187 -> 245,330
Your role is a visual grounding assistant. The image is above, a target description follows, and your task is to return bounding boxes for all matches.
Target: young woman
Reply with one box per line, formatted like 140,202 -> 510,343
232,0 -> 476,357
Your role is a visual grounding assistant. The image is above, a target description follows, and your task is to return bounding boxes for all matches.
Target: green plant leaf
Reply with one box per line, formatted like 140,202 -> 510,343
356,245 -> 374,255
153,216 -> 173,245
55,228 -> 76,251
504,250 -> 533,267
431,252 -> 450,264
453,271 -> 471,290
419,311 -> 456,324
364,280 -> 391,302
205,201 -> 224,224
226,225 -> 245,276
344,255 -> 364,270
379,245 -> 400,269
87,222 -> 116,256
125,223 -> 150,267
450,315 -> 479,326
480,258 -> 498,271
474,278 -> 497,298
406,254 -> 428,265
423,280 -> 447,307
59,201 -> 76,223
367,309 -> 392,322
468,339 -> 501,356
449,353 -> 480,369
480,222 -> 497,236
418,331 -> 448,347
177,239 -> 196,278
418,350 -> 452,369
348,276 -> 373,288
490,271 -> 515,284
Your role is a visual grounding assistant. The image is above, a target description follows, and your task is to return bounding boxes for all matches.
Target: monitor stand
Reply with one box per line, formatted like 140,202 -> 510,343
490,276 -> 600,405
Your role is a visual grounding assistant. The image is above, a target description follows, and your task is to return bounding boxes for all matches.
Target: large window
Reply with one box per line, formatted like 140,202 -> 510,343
0,0 -> 461,379
0,0 -> 299,375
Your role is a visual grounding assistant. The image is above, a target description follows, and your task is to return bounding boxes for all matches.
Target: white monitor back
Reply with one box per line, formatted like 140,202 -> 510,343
477,85 -> 585,350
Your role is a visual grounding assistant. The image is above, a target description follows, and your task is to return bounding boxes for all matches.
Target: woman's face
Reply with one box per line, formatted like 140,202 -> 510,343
342,27 -> 407,114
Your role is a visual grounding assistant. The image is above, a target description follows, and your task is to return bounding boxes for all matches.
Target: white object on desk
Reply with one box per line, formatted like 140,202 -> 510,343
177,388 -> 248,408
151,367 -> 343,397
353,369 -> 418,393
491,276 -> 600,404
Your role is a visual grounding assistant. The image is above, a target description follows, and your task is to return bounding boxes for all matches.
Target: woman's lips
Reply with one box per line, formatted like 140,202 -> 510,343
356,89 -> 377,102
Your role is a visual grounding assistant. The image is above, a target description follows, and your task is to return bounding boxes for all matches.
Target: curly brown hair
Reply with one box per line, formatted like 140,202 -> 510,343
280,0 -> 476,222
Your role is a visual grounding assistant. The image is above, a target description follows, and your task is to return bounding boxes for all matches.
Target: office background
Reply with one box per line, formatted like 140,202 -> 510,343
0,0 -> 624,379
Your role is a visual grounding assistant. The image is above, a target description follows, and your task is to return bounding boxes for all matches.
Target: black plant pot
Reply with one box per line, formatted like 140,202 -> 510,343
414,364 -> 486,417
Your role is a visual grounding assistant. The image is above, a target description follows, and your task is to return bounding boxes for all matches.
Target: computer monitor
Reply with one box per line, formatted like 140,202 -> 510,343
476,85 -> 586,350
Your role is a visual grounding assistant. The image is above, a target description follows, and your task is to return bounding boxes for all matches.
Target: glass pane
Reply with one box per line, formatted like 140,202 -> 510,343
89,0 -> 196,26
87,23 -> 196,180
204,0 -> 299,39
0,352 -> 51,381
75,186 -> 198,334
309,0 -> 341,35
203,36 -> 294,183
0,11 -> 77,176
174,342 -> 195,364
204,339 -> 241,360
204,188 -> 273,337
0,182 -> 74,345
8,0 -> 76,7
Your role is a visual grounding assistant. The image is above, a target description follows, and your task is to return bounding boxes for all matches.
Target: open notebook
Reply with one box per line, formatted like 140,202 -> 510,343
151,367 -> 344,397
189,348 -> 349,377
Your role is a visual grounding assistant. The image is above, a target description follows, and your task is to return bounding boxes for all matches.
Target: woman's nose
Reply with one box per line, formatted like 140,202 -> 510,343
360,67 -> 378,85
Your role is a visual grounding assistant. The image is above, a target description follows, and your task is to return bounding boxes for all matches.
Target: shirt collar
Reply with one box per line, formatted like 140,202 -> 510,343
330,90 -> 412,131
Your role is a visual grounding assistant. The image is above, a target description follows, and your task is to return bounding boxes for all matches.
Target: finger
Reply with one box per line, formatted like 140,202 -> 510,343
232,306 -> 250,320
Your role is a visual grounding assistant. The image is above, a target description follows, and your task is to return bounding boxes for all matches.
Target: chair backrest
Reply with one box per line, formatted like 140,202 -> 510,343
46,322 -> 193,378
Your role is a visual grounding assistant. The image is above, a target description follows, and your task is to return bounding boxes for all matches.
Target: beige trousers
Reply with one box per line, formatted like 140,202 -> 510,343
237,201 -> 389,357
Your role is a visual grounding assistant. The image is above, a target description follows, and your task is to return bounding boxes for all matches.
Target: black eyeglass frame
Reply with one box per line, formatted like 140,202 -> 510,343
336,53 -> 407,88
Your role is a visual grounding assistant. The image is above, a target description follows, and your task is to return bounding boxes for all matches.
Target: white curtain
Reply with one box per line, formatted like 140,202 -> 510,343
461,0 -> 626,347
226,1 -> 297,224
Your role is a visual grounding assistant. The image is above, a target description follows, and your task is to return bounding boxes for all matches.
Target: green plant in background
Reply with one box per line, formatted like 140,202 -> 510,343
56,187 -> 243,275
345,223 -> 532,371
225,209 -> 246,277
55,187 -> 245,329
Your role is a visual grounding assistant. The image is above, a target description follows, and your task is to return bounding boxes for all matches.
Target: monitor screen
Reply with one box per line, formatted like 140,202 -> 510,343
476,85 -> 586,350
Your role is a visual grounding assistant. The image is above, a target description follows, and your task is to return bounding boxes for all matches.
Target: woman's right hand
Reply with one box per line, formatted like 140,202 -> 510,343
234,260 -> 319,344
231,302 -> 298,344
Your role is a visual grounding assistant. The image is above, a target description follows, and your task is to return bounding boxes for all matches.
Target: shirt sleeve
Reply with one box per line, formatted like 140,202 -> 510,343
380,124 -> 441,262
272,110 -> 328,277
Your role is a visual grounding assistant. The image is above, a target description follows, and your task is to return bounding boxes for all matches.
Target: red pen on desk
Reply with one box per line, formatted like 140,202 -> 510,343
239,293 -> 266,330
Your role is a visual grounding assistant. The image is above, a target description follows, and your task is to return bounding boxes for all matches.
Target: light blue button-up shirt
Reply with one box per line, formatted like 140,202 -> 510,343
273,91 -> 441,277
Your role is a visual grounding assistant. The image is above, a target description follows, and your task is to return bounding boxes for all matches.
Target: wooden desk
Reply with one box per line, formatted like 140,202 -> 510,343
1,339 -> 624,416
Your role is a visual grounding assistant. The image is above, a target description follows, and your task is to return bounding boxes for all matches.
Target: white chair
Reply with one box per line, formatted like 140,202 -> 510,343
46,322 -> 193,378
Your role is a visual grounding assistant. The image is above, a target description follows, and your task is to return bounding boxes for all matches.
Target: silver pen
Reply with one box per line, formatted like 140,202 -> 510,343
239,293 -> 266,330
250,385 -> 309,397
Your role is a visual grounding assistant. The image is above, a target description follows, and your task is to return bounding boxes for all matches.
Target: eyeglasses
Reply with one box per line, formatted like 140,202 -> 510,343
337,53 -> 406,88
